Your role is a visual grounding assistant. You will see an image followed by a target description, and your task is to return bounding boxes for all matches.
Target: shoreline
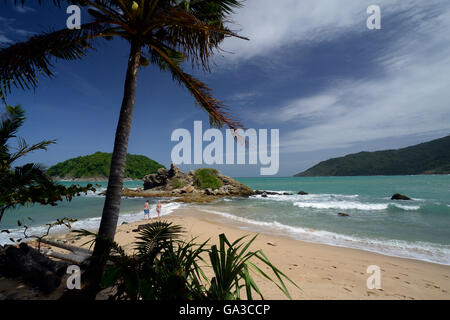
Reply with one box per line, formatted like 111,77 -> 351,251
54,207 -> 450,300
179,205 -> 450,267
175,206 -> 450,267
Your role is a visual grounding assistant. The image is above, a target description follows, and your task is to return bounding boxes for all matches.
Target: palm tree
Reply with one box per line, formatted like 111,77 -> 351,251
1,0 -> 247,295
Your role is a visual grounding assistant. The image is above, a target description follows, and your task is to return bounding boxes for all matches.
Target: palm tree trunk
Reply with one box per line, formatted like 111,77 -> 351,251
81,39 -> 142,298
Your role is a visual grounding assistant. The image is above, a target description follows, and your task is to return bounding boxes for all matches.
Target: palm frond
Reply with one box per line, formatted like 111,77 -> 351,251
0,22 -> 107,101
0,105 -> 25,146
9,137 -> 56,164
149,6 -> 247,70
149,43 -> 241,129
135,220 -> 184,258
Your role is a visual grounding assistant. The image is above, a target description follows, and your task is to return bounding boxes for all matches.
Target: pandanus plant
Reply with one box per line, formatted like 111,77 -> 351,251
0,0 -> 247,296
75,221 -> 298,300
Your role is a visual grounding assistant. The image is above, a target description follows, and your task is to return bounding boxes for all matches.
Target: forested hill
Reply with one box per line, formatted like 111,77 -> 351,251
47,152 -> 165,180
294,135 -> 450,177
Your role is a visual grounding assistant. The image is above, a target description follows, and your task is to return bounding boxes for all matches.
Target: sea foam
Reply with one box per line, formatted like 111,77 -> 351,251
293,201 -> 388,211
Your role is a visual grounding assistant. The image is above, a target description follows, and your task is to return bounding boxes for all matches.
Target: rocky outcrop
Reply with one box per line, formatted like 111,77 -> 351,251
127,164 -> 254,201
297,190 -> 308,195
254,190 -> 293,196
391,193 -> 411,200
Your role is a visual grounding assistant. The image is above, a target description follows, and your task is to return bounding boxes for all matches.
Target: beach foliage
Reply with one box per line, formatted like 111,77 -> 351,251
169,177 -> 187,189
0,105 -> 95,224
46,152 -> 165,180
1,0 -> 247,295
195,168 -> 223,190
75,221 -> 298,300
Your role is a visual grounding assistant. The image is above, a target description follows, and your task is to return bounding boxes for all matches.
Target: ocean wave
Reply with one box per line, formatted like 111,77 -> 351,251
198,209 -> 450,265
251,193 -> 360,203
0,202 -> 183,245
391,204 -> 421,211
82,188 -> 106,197
293,201 -> 388,211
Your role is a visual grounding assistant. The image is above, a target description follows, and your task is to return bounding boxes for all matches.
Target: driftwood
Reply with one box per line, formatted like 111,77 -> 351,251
0,239 -> 93,294
39,238 -> 92,265
0,243 -> 68,293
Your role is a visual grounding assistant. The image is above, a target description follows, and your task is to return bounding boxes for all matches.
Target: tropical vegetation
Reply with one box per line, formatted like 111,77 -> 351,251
0,0 -> 247,297
195,168 -> 223,190
0,105 -> 94,224
75,221 -> 298,300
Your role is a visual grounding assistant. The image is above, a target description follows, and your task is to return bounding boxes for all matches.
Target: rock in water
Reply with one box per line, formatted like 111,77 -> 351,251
297,190 -> 309,195
338,213 -> 350,217
391,193 -> 411,200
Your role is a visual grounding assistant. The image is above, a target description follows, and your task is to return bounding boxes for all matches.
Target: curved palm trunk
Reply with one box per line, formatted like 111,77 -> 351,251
83,39 -> 142,297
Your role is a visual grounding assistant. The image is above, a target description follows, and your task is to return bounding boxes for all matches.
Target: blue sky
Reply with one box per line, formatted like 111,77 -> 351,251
1,0 -> 449,177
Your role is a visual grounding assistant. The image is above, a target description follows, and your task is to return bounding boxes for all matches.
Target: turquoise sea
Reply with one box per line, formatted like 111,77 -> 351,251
1,176 -> 449,265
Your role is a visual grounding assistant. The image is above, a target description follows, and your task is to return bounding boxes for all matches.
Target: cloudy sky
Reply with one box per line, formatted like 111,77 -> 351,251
1,0 -> 449,176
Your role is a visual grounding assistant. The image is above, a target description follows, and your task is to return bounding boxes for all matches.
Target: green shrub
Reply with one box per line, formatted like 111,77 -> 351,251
195,168 -> 223,190
81,221 -> 299,300
170,178 -> 186,189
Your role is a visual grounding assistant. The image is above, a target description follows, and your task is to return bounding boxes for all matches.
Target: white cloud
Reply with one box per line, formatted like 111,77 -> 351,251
260,95 -> 340,122
221,0 -> 430,62
14,5 -> 36,14
0,34 -> 13,43
246,0 -> 450,152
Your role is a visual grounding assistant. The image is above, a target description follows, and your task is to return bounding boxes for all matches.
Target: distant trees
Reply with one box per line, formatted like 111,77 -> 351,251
294,135 -> 450,177
0,105 -> 94,223
46,152 -> 165,180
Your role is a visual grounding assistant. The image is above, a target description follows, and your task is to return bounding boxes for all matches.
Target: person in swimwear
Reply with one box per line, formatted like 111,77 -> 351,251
156,201 -> 162,219
144,200 -> 150,220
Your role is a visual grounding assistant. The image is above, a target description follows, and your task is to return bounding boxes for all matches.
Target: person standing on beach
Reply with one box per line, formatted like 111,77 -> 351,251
156,202 -> 161,219
144,200 -> 150,220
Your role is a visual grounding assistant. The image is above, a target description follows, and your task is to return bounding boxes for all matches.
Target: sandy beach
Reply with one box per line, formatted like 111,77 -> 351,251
52,207 -> 450,300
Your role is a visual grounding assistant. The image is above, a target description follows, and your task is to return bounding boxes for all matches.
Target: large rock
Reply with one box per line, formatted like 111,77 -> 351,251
391,193 -> 411,200
143,167 -> 170,189
135,164 -> 254,200
143,163 -> 193,191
